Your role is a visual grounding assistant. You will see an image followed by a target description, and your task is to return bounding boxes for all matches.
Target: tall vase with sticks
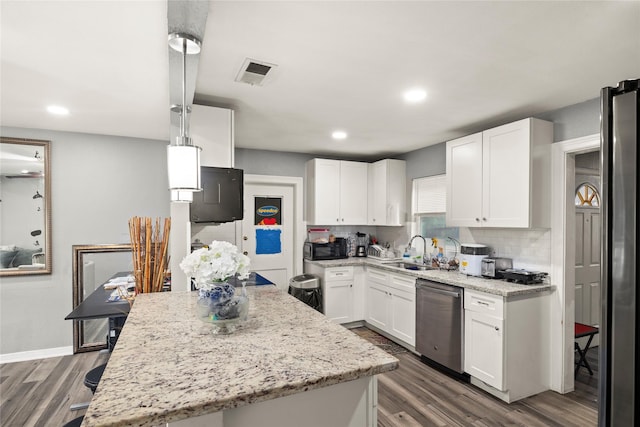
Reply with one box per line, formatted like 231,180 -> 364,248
128,216 -> 171,293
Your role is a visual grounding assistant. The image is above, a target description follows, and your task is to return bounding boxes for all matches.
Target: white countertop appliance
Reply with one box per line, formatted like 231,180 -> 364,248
460,244 -> 490,276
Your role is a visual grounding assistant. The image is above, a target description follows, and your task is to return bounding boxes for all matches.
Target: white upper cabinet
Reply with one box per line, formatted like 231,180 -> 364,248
446,118 -> 552,228
190,104 -> 234,168
368,159 -> 406,226
306,159 -> 368,225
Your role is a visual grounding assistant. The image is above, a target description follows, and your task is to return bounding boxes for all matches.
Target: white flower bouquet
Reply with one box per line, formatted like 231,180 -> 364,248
180,241 -> 251,332
179,240 -> 251,290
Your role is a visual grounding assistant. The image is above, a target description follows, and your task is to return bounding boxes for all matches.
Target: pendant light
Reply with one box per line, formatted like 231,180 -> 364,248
167,32 -> 202,202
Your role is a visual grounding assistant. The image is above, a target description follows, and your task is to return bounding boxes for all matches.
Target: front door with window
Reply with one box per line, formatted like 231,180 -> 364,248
574,182 -> 601,347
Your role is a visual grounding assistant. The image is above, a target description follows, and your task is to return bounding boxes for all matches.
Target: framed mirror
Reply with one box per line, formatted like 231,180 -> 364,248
0,137 -> 51,276
72,244 -> 132,353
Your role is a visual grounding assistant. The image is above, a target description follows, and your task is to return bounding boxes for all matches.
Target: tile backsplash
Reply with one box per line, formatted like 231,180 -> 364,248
458,227 -> 551,273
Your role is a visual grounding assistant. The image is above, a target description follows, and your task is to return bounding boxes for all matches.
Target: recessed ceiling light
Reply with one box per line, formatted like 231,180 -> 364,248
47,105 -> 69,115
332,131 -> 347,140
403,88 -> 427,103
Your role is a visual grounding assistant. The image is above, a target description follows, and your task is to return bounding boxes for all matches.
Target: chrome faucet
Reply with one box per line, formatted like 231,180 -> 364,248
408,235 -> 427,265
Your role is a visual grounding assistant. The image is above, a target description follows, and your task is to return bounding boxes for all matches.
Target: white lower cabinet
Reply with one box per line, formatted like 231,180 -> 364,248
366,270 -> 390,330
365,268 -> 416,347
464,289 -> 550,403
304,263 -> 365,324
465,309 -> 505,390
325,277 -> 354,324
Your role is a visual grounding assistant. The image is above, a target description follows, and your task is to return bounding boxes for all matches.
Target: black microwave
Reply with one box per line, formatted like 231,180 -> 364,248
304,239 -> 348,261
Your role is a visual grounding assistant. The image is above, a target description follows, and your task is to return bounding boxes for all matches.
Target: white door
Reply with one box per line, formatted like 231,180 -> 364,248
325,280 -> 353,324
389,289 -> 416,346
482,119 -> 530,228
575,206 -> 601,346
366,282 -> 389,331
464,311 -> 504,390
339,161 -> 368,224
446,132 -> 483,227
312,159 -> 341,225
241,183 -> 294,290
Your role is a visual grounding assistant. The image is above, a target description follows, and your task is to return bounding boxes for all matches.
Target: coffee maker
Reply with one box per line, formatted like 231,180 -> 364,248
355,232 -> 368,257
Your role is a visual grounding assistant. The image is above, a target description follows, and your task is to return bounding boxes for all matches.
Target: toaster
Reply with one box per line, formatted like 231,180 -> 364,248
481,257 -> 513,278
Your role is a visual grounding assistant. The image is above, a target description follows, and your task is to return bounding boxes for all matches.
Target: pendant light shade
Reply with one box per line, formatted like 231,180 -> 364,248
167,145 -> 201,191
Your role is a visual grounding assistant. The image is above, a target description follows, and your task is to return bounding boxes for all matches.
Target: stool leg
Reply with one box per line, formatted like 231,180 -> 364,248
581,334 -> 595,375
575,334 -> 595,376
70,402 -> 90,411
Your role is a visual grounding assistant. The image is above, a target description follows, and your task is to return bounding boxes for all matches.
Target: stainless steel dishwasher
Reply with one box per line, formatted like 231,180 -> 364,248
416,279 -> 464,373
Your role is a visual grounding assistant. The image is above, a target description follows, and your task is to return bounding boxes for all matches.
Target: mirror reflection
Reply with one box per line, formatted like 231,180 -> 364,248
72,244 -> 132,353
0,137 -> 51,276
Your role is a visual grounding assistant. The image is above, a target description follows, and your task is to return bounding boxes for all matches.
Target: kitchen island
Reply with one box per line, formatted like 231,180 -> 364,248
81,286 -> 398,427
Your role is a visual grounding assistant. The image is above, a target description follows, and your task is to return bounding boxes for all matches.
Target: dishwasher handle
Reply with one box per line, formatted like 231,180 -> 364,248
417,283 -> 461,298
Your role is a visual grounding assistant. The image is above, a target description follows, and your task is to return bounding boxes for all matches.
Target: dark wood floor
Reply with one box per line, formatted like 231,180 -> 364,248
0,351 -> 108,427
376,348 -> 597,427
0,339 -> 598,427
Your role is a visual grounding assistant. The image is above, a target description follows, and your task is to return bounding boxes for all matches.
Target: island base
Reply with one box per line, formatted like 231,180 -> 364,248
170,376 -> 378,427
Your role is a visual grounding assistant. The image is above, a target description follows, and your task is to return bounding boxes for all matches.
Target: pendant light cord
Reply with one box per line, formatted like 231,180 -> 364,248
181,37 -> 187,145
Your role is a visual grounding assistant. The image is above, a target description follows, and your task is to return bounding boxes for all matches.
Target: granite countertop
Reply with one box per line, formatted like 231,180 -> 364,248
305,258 -> 553,297
81,286 -> 398,427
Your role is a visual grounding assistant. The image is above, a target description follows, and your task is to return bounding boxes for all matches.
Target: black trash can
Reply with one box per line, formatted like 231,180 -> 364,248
288,274 -> 322,313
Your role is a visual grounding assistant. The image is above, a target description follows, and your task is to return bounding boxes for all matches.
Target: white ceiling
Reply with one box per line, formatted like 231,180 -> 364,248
1,1 -> 639,159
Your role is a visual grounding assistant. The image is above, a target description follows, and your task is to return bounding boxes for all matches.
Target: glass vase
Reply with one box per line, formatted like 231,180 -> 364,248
195,281 -> 249,334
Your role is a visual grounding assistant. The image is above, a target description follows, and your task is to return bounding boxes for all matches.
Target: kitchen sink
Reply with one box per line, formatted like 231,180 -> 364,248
381,261 -> 433,271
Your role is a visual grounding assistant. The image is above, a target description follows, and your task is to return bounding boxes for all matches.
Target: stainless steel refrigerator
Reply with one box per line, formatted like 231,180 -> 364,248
600,78 -> 640,426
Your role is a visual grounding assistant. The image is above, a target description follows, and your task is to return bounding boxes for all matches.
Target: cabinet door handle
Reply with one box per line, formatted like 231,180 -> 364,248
475,218 -> 480,222
494,326 -> 500,331
350,284 -> 353,288
336,218 -> 340,222
482,217 -> 487,221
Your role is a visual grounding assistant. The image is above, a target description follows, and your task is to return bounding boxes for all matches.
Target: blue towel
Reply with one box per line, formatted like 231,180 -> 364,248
255,229 -> 282,254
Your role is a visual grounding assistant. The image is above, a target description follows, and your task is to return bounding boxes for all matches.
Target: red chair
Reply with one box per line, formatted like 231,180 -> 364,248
575,322 -> 599,376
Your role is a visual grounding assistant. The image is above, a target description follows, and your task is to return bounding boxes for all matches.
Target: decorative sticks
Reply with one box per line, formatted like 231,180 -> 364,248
128,216 -> 171,293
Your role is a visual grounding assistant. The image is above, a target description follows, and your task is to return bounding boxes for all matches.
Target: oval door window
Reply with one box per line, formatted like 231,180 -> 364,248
575,182 -> 600,207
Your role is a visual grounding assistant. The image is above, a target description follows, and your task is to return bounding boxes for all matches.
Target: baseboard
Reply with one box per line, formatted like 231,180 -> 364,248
0,346 -> 73,364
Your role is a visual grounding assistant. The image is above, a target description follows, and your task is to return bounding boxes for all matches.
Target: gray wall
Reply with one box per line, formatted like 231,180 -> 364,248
235,148 -> 315,177
536,97 -> 600,142
398,142 -> 446,180
393,97 -> 601,180
0,127 -> 169,356
235,148 -> 373,177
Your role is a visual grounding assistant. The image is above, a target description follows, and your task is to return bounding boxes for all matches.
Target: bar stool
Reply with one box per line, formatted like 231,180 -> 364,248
69,363 -> 107,411
84,363 -> 107,393
62,415 -> 84,427
575,322 -> 599,376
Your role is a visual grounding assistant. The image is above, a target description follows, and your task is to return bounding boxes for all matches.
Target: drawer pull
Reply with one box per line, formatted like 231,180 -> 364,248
477,301 -> 490,306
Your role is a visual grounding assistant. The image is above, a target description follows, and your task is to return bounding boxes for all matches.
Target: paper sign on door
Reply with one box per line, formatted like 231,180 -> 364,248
255,229 -> 282,254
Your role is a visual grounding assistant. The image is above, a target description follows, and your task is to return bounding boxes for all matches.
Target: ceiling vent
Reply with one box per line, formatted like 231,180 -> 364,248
235,58 -> 277,86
